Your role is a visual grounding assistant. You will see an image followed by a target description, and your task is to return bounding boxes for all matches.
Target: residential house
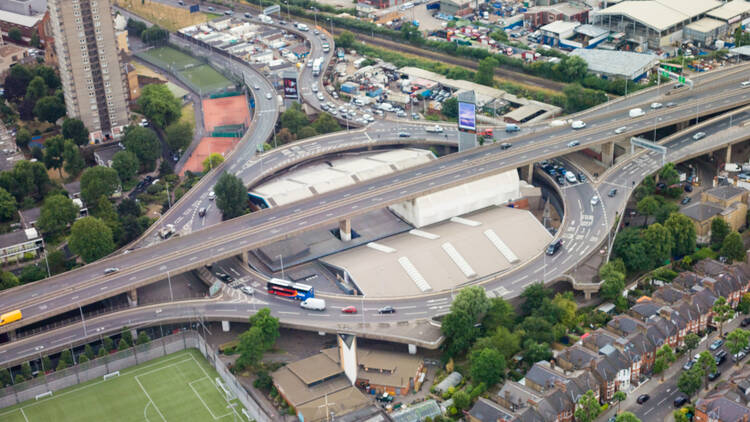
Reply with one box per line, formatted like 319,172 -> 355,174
682,185 -> 748,243
468,397 -> 515,422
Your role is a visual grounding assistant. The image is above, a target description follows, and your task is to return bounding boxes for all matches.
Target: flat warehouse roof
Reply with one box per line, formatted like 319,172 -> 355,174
596,0 -> 723,31
707,0 -> 750,21
686,17 -> 727,32
569,49 -> 659,79
321,207 -> 552,297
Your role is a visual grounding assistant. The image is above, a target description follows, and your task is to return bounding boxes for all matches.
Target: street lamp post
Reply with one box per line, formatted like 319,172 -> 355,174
361,294 -> 365,325
78,302 -> 87,337
277,254 -> 285,278
284,1 -> 291,22
312,7 -> 318,27
167,270 -> 174,302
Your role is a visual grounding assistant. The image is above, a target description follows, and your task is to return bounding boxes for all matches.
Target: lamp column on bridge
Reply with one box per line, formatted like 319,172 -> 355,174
726,143 -> 733,164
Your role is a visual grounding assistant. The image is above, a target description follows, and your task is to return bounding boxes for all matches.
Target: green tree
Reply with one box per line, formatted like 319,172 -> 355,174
62,140 -> 85,177
482,297 -> 516,331
57,351 -> 71,370
452,286 -> 490,324
612,391 -> 627,415
697,351 -> 717,390
165,121 -> 192,152
69,217 -> 115,262
14,374 -> 25,384
97,347 -> 107,358
522,339 -> 552,363
520,316 -> 555,345
3,160 -> 50,201
121,327 -> 133,347
280,102 -> 309,135
613,228 -> 651,272
562,83 -> 607,113
600,259 -> 626,302
213,172 -> 246,219
297,126 -> 318,139
652,356 -> 669,381
0,368 -> 11,387
474,57 -> 498,86
400,22 -> 422,43
659,162 -> 680,186
470,347 -> 505,387
25,76 -> 47,102
62,118 -> 90,146
665,213 -> 696,257
37,194 -> 77,236
118,338 -> 129,351
202,153 -> 225,173
15,127 -> 31,149
451,390 -> 471,411
678,366 -> 703,397
312,112 -> 340,134
21,362 -> 32,379
19,264 -> 46,283
103,337 -> 115,352
141,26 -> 169,45
336,31 -> 356,49
720,231 -> 745,263
739,293 -> 750,314
249,308 -> 280,350
442,97 -> 458,118
78,355 -> 89,364
713,296 -> 734,337
474,326 -> 520,360
137,84 -> 181,128
520,282 -> 552,316
674,408 -> 692,422
442,308 -> 478,358
644,222 -> 673,266
43,135 -> 65,177
574,390 -> 602,422
0,187 -> 17,221
636,195 -> 660,226
84,344 -> 95,360
136,331 -> 151,345
33,96 -> 66,123
8,28 -> 22,42
80,166 -> 120,206
122,126 -> 160,171
0,270 -> 19,290
684,333 -> 700,357
726,329 -> 750,367
112,150 -> 139,183
710,217 -> 730,250
42,355 -> 52,372
551,292 -> 577,328
615,412 -> 641,422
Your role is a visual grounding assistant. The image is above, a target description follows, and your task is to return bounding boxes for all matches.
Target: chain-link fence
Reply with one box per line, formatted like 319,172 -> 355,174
0,331 -> 269,422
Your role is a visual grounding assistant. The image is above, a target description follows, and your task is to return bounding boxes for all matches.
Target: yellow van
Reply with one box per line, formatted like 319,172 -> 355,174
0,310 -> 22,326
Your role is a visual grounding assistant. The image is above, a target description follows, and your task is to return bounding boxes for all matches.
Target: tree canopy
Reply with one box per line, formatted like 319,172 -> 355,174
721,231 -> 745,263
37,194 -> 78,236
33,95 -> 66,123
112,150 -> 139,183
165,121 -> 192,152
123,126 -> 161,170
69,217 -> 115,263
62,118 -> 90,146
137,84 -> 181,128
80,166 -> 120,206
214,172 -> 247,219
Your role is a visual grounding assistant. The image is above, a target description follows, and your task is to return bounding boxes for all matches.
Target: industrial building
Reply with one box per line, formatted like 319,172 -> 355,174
248,148 -> 437,208
569,48 -> 660,80
706,0 -> 750,29
322,205 -> 552,297
684,17 -> 728,46
592,0 -> 725,49
523,2 -> 590,30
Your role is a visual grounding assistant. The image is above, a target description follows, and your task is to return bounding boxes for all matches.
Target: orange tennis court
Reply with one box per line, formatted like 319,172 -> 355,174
180,94 -> 251,175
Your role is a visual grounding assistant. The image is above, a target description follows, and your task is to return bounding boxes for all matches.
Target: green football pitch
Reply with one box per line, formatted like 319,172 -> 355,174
180,64 -> 233,93
0,349 -> 245,422
141,46 -> 201,70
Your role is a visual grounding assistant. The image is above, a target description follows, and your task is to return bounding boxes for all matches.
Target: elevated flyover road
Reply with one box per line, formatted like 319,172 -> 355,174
2,107 -> 750,363
2,86 -> 750,336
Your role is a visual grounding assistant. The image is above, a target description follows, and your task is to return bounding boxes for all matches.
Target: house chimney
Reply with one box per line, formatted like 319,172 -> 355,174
550,359 -> 556,369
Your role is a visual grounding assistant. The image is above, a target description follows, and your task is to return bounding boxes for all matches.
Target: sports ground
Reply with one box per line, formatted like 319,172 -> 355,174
140,47 -> 233,94
0,349 -> 244,422
141,46 -> 200,71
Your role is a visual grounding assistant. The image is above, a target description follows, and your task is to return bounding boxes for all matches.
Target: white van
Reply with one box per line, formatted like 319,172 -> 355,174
629,108 -> 645,118
300,298 -> 326,311
565,171 -> 577,184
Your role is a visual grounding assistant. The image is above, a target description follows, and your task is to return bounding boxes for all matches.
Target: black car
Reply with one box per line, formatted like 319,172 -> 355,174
546,239 -> 563,256
578,173 -> 586,183
556,176 -> 565,186
608,188 -> 617,197
500,142 -> 512,150
674,395 -> 689,407
378,306 -> 395,314
637,394 -> 650,404
684,184 -> 693,192
741,317 -> 750,327
715,350 -> 728,365
708,370 -> 722,381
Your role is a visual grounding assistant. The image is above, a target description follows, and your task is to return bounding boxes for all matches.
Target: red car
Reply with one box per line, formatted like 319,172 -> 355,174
341,306 -> 357,314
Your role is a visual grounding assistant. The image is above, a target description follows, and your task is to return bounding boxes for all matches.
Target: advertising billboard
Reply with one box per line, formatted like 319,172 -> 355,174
458,102 -> 476,132
189,4 -> 200,13
283,77 -> 298,99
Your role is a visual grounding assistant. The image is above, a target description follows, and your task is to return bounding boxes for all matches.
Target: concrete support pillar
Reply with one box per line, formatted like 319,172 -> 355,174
221,321 -> 230,332
601,141 -> 614,167
127,289 -> 138,307
408,344 -> 417,355
726,144 -> 733,164
443,145 -> 450,156
8,329 -> 16,341
675,121 -> 689,131
339,219 -> 352,242
131,328 -> 138,340
239,250 -> 248,266
584,290 -> 592,300
525,163 -> 533,184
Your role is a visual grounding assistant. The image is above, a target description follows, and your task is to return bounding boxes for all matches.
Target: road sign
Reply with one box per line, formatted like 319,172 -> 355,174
263,5 -> 281,15
189,4 -> 199,13
630,137 -> 667,165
